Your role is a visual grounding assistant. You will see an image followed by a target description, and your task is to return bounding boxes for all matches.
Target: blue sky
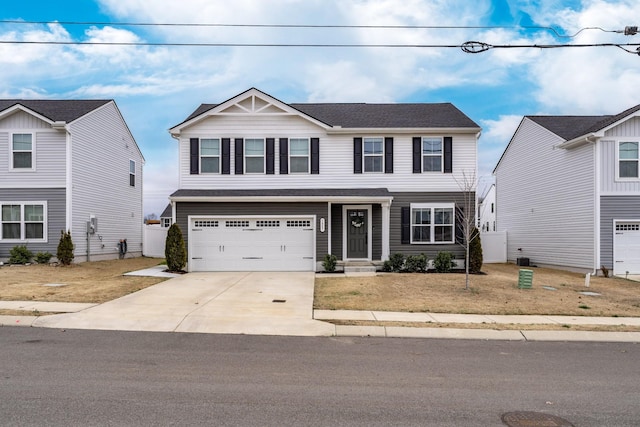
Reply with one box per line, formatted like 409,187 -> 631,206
1,0 -> 638,216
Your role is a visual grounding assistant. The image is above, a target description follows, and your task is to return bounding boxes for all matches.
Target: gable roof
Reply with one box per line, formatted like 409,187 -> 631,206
0,99 -> 111,123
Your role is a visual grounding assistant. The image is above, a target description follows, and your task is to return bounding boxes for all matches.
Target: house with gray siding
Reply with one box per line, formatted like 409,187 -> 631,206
493,104 -> 640,275
0,100 -> 144,262
168,88 -> 480,272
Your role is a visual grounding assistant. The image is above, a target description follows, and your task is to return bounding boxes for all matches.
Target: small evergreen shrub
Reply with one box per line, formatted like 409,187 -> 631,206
57,230 -> 74,265
404,253 -> 427,273
35,252 -> 53,264
468,227 -> 483,274
9,245 -> 33,264
382,260 -> 393,272
434,251 -> 454,273
322,254 -> 337,272
387,253 -> 405,272
165,223 -> 187,272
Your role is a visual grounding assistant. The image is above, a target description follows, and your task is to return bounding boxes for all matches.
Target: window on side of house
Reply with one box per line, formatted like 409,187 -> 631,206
245,138 -> 265,174
619,141 -> 639,179
1,202 -> 46,241
289,138 -> 310,173
410,203 -> 454,244
363,137 -> 383,172
129,160 -> 136,187
11,133 -> 34,169
162,218 -> 171,227
422,137 -> 442,172
200,138 -> 220,173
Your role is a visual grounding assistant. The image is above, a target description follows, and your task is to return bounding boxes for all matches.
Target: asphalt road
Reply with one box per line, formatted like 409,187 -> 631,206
0,327 -> 638,426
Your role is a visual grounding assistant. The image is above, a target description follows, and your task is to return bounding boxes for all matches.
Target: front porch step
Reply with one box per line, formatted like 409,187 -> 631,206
341,262 -> 378,276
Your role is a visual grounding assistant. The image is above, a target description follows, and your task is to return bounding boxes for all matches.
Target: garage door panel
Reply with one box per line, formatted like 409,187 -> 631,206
614,222 -> 640,275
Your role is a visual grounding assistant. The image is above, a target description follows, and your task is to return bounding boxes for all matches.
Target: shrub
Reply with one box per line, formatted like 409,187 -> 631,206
322,254 -> 337,272
382,260 -> 393,272
433,251 -> 454,273
387,253 -> 405,272
9,245 -> 33,264
57,230 -> 74,265
404,253 -> 427,273
35,252 -> 53,264
468,227 -> 483,274
165,223 -> 187,272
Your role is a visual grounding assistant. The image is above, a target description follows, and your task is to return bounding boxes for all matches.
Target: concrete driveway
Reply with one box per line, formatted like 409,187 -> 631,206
34,272 -> 335,336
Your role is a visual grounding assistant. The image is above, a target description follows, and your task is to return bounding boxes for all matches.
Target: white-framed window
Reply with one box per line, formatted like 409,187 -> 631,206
364,137 -> 383,172
410,203 -> 454,244
422,137 -> 442,172
129,160 -> 136,187
1,202 -> 46,241
11,133 -> 34,170
200,138 -> 220,173
289,138 -> 310,173
245,138 -> 265,174
162,218 -> 171,227
618,141 -> 639,179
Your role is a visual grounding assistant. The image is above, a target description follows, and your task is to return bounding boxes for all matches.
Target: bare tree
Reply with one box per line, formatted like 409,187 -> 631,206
455,171 -> 480,290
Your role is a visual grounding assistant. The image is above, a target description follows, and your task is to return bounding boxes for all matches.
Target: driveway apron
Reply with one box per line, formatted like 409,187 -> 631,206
33,272 -> 335,336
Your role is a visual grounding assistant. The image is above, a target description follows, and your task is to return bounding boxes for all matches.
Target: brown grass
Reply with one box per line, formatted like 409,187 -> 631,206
314,263 -> 640,317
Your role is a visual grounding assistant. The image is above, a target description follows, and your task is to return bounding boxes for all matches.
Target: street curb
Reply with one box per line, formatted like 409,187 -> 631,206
0,315 -> 38,327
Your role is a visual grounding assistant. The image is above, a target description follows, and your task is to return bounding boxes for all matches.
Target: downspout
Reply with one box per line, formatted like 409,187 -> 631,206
588,135 -> 600,278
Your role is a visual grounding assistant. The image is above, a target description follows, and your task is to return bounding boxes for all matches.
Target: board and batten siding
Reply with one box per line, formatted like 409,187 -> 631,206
68,102 -> 144,261
599,117 -> 640,194
0,188 -> 65,259
178,114 -> 477,193
495,118 -> 596,270
600,195 -> 640,271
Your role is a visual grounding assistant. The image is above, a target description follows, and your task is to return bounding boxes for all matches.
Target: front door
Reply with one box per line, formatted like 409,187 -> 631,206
346,209 -> 368,259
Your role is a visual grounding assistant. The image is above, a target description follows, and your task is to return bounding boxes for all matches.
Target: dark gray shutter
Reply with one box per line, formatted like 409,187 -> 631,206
266,138 -> 275,174
401,206 -> 411,244
279,138 -> 288,174
384,137 -> 393,174
234,138 -> 243,175
455,205 -> 464,244
412,137 -> 421,173
311,137 -> 320,174
221,138 -> 230,174
190,138 -> 199,175
353,137 -> 363,174
444,136 -> 453,173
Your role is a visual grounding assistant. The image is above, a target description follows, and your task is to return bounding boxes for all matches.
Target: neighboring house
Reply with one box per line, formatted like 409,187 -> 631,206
494,104 -> 640,275
0,100 -> 144,262
160,204 -> 172,227
477,183 -> 496,233
168,88 -> 480,272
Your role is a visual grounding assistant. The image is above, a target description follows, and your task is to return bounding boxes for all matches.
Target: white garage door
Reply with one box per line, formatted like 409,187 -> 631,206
614,221 -> 640,275
189,217 -> 315,272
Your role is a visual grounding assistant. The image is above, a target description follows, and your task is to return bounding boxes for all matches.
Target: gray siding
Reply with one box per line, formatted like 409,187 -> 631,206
176,202 -> 329,260
329,203 -> 383,261
0,188 -> 66,259
600,195 -> 640,270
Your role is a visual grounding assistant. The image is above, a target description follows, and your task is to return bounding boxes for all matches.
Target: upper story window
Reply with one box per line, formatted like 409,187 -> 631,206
129,160 -> 136,187
363,137 -> 383,172
11,133 -> 34,170
289,138 -> 310,173
410,203 -> 455,244
200,138 -> 220,173
618,141 -> 639,179
1,202 -> 46,241
245,138 -> 265,173
422,137 -> 442,172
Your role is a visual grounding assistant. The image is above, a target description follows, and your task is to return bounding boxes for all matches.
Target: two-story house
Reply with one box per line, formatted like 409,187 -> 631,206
0,100 -> 144,262
168,88 -> 480,272
477,183 -> 496,233
494,104 -> 640,275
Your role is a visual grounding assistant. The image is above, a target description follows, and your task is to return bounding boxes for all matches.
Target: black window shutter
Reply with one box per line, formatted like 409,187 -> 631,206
189,138 -> 199,175
384,137 -> 393,174
279,138 -> 288,174
412,137 -> 421,173
401,206 -> 411,244
444,136 -> 453,173
221,138 -> 230,174
234,138 -> 243,175
455,206 -> 464,244
266,138 -> 275,174
353,137 -> 363,174
311,137 -> 320,174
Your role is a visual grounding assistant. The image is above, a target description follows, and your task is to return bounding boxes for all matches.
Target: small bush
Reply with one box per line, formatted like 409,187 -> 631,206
322,254 -> 337,272
9,245 -> 33,264
387,253 -> 405,272
404,253 -> 427,273
35,252 -> 53,264
382,260 -> 393,272
469,228 -> 483,274
165,223 -> 187,272
433,251 -> 454,273
57,230 -> 75,266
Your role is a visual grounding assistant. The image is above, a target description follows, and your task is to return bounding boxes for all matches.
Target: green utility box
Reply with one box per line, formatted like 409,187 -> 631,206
518,269 -> 534,289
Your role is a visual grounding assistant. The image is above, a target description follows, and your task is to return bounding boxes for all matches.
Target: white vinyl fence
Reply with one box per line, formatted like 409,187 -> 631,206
143,225 -> 167,258
480,231 -> 507,263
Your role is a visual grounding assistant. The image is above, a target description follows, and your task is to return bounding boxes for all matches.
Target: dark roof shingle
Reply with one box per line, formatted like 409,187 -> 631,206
0,100 -> 111,122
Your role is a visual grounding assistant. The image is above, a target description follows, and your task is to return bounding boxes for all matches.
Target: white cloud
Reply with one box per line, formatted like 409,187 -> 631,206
478,115 -> 523,176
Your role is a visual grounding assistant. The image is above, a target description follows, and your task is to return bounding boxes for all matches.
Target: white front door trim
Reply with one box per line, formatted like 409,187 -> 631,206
342,205 -> 372,261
